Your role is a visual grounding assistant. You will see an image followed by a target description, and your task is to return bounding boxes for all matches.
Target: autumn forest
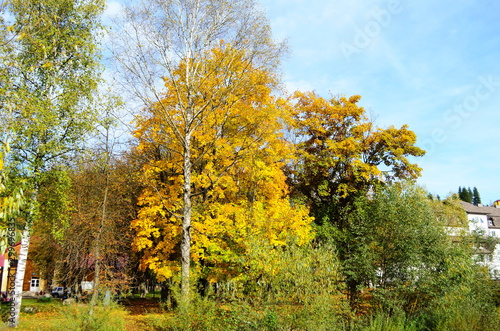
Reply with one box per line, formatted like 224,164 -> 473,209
1,0 -> 499,330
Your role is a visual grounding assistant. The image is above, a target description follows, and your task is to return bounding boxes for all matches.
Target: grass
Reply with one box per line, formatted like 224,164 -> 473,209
2,296 -> 500,331
18,298 -> 61,311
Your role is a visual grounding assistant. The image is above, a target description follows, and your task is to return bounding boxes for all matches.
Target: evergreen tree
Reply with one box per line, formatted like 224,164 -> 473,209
466,187 -> 473,203
458,186 -> 473,203
458,187 -> 466,202
473,187 -> 482,205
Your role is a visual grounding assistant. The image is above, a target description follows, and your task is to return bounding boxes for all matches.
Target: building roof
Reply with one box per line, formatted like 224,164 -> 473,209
489,216 -> 500,229
460,201 -> 494,214
460,201 -> 500,228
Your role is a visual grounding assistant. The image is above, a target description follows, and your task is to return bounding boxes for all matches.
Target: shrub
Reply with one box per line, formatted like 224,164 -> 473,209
52,303 -> 128,331
37,296 -> 53,303
357,311 -> 420,331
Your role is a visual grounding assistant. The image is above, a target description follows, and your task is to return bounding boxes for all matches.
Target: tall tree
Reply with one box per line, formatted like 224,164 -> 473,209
1,0 -> 104,326
473,187 -> 481,205
132,45 -> 312,298
459,187 -> 473,203
287,91 -> 425,305
350,184 -> 448,307
112,0 -> 286,302
60,152 -> 138,300
467,187 -> 473,203
29,166 -> 72,288
352,184 -> 497,321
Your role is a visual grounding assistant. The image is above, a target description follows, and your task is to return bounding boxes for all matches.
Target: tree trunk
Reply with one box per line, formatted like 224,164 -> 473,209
8,228 -> 30,327
180,135 -> 192,304
90,125 -> 111,312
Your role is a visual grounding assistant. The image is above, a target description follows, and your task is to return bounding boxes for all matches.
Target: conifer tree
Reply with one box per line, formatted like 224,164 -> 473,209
472,187 -> 481,205
466,187 -> 473,203
458,186 -> 473,203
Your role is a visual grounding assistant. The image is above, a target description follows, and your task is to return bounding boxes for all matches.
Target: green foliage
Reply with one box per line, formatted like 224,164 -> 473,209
335,183 -> 446,308
0,142 -> 25,255
334,181 -> 500,322
53,303 -> 128,331
4,0 -> 104,174
357,311 -> 420,331
473,187 -> 482,205
37,167 -> 73,240
422,274 -> 500,331
0,303 -> 9,323
140,241 -> 348,330
429,194 -> 468,227
458,186 -> 474,203
37,296 -> 53,303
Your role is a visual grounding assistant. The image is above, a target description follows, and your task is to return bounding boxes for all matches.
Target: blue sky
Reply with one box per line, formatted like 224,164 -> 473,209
104,0 -> 500,204
258,0 -> 500,204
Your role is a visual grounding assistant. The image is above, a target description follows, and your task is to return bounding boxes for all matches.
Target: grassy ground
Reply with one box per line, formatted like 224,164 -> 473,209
0,297 -> 162,331
0,298 -> 63,330
3,296 -> 500,331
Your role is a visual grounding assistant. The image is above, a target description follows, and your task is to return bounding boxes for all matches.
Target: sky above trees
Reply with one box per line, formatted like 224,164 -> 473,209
104,0 -> 500,204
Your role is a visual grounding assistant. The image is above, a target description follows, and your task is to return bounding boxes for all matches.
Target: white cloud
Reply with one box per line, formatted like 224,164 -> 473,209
103,1 -> 125,22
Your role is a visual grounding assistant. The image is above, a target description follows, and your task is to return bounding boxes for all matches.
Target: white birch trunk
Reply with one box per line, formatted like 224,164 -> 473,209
8,228 -> 30,327
180,134 -> 192,303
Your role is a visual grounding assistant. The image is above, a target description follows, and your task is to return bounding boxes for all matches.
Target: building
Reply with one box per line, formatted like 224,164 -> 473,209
460,201 -> 500,279
0,242 -> 46,295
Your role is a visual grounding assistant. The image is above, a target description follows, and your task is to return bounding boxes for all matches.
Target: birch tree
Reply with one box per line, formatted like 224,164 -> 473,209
112,0 -> 286,303
2,0 -> 104,326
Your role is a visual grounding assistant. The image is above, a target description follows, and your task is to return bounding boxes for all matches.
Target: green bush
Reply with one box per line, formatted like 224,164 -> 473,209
423,291 -> 500,331
356,311 -> 420,331
0,303 -> 10,323
37,296 -> 53,303
52,303 -> 128,331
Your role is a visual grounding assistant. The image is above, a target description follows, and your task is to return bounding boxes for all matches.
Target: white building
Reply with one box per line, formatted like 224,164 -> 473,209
460,201 -> 500,279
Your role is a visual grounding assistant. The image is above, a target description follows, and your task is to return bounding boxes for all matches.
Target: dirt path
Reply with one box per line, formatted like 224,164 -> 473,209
121,298 -> 162,315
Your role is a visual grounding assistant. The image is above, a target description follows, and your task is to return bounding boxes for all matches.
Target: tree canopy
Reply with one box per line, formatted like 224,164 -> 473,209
132,45 -> 313,284
1,0 -> 499,329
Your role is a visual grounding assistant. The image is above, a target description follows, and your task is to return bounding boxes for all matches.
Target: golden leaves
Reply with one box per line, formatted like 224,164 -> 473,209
131,45 -> 313,281
291,92 -> 425,202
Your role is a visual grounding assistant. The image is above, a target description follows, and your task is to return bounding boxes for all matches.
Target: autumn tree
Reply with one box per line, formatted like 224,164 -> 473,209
28,167 -> 72,288
429,193 -> 468,228
112,0 -> 286,301
132,45 -> 313,301
61,153 -> 139,297
287,91 -> 425,305
1,0 -> 104,326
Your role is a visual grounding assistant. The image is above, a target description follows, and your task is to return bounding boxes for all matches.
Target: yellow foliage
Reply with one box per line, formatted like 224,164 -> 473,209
131,45 -> 313,282
290,91 -> 425,203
